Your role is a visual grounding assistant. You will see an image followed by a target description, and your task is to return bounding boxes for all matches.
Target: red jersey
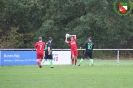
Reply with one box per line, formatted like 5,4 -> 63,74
68,39 -> 77,51
34,41 -> 45,54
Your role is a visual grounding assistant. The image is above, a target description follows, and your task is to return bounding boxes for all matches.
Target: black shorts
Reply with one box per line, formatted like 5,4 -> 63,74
83,51 -> 92,59
45,51 -> 53,59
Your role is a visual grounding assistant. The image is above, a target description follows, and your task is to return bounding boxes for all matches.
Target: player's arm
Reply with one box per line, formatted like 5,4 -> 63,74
65,37 -> 69,43
43,42 -> 45,59
48,42 -> 51,55
48,47 -> 50,55
81,42 -> 87,49
34,43 -> 37,50
92,44 -> 94,50
69,35 -> 76,40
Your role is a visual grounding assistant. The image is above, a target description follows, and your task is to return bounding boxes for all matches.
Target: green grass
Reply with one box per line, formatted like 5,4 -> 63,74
0,60 -> 133,88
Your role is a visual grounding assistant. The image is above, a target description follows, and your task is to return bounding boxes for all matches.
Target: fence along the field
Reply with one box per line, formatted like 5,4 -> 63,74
53,49 -> 133,65
1,49 -> 133,65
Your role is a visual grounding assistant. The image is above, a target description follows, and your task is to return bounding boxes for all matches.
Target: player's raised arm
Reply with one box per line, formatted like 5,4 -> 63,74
65,36 -> 69,43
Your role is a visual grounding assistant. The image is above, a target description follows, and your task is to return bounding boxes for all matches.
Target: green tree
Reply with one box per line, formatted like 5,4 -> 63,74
0,0 -> 133,49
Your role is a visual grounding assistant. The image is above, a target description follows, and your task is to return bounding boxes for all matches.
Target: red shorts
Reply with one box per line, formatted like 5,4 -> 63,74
37,52 -> 44,59
71,50 -> 78,56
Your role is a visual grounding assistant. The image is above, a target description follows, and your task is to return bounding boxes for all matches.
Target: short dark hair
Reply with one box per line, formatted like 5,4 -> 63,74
49,37 -> 52,40
71,36 -> 74,38
88,37 -> 92,40
39,37 -> 42,41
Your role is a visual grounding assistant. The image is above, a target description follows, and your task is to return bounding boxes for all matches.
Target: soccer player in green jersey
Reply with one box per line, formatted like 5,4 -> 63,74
41,37 -> 54,68
78,37 -> 94,66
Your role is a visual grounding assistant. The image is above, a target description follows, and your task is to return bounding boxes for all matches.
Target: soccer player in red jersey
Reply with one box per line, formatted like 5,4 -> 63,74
34,37 -> 45,68
65,34 -> 78,65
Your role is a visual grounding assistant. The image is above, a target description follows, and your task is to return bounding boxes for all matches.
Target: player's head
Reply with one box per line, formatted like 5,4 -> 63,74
71,36 -> 74,41
38,37 -> 42,41
49,37 -> 52,42
88,37 -> 92,42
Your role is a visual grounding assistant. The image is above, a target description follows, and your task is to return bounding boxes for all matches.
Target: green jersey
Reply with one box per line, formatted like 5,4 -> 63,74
82,42 -> 94,52
45,41 -> 52,51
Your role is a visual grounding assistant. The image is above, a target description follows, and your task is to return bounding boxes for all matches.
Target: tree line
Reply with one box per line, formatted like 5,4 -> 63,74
0,0 -> 133,50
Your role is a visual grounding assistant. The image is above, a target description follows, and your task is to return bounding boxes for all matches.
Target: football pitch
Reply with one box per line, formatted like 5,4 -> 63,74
0,60 -> 133,88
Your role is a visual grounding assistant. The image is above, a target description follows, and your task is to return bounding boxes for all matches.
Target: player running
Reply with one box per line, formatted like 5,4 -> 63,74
41,37 -> 54,68
65,34 -> 78,65
78,37 -> 94,66
34,37 -> 45,68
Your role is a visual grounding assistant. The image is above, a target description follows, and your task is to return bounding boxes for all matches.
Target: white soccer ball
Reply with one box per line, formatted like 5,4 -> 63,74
65,33 -> 70,37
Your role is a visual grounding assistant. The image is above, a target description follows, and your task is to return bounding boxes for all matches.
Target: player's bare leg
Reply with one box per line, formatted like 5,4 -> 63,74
41,59 -> 44,65
39,59 -> 43,67
37,59 -> 40,66
75,56 -> 77,65
72,55 -> 75,65
37,59 -> 42,68
41,55 -> 45,65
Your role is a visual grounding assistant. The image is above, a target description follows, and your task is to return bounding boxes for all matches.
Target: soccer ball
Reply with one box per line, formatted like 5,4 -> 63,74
65,33 -> 70,37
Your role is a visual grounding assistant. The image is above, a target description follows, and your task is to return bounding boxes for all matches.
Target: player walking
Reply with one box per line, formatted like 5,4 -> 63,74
78,37 -> 94,66
41,37 -> 54,68
34,37 -> 45,68
65,34 -> 78,65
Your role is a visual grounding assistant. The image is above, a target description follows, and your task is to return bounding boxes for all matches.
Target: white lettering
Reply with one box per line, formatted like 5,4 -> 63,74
4,54 -> 20,58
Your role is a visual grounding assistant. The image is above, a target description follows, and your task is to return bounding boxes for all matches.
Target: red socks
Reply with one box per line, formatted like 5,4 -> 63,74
72,58 -> 74,65
37,62 -> 40,66
75,59 -> 77,65
40,59 -> 43,63
72,58 -> 77,65
37,59 -> 43,66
